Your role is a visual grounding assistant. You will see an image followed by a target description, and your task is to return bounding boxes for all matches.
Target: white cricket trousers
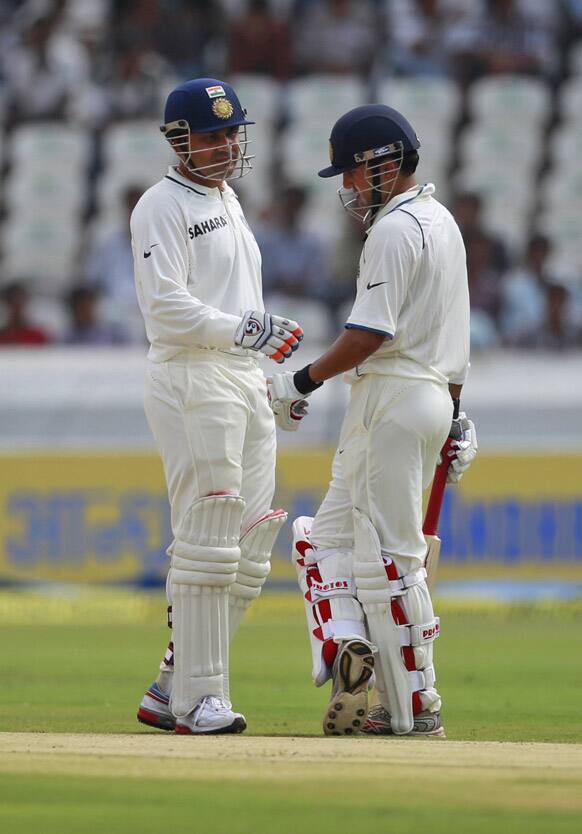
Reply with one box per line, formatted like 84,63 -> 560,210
310,373 -> 453,572
143,350 -> 277,545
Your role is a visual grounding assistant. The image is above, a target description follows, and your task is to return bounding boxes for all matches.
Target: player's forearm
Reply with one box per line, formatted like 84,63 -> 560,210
308,329 -> 386,383
145,284 -> 240,349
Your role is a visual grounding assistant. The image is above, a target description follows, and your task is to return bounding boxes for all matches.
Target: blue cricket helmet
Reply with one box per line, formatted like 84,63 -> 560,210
318,104 -> 420,178
162,77 -> 254,134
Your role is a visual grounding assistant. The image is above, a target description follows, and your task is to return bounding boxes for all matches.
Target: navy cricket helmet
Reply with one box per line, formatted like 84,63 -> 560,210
319,104 -> 420,178
162,77 -> 254,134
160,77 -> 255,182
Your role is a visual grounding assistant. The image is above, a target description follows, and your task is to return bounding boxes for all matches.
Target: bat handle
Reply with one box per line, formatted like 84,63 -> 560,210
423,436 -> 456,537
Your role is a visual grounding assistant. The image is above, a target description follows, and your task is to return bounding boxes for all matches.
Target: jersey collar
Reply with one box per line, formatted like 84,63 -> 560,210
367,182 -> 435,233
165,166 -> 223,197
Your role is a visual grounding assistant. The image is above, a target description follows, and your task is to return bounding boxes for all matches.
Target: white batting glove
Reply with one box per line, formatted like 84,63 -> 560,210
235,310 -> 303,363
267,372 -> 310,432
272,397 -> 310,432
446,412 -> 478,484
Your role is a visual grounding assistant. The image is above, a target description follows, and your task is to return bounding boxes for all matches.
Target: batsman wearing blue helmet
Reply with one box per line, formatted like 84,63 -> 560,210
132,78 -> 307,735
269,104 -> 477,737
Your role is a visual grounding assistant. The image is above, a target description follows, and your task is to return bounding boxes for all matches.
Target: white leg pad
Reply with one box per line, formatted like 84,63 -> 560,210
229,509 -> 288,640
353,508 -> 441,733
169,494 -> 245,717
396,582 -> 441,714
353,508 -> 413,734
292,516 -> 366,687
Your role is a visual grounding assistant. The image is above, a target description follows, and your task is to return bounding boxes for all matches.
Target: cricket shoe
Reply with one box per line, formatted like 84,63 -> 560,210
362,704 -> 446,738
323,639 -> 375,736
137,681 -> 176,731
175,695 -> 247,735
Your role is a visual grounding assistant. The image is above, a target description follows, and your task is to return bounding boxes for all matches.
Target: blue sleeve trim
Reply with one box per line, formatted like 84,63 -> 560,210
345,323 -> 393,338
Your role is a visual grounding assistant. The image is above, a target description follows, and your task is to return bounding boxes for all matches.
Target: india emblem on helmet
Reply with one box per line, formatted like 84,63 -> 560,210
212,98 -> 234,120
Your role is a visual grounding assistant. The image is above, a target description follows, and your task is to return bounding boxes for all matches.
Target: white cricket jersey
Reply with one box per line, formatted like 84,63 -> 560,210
345,183 -> 470,385
130,166 -> 263,362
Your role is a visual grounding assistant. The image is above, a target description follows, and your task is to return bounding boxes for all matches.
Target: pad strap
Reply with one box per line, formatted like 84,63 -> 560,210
409,665 -> 436,692
398,618 -> 440,647
382,557 -> 427,596
321,619 -> 366,641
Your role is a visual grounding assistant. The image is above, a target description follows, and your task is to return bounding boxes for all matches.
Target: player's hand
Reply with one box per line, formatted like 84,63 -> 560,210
267,373 -> 310,432
445,412 -> 478,483
235,311 -> 303,363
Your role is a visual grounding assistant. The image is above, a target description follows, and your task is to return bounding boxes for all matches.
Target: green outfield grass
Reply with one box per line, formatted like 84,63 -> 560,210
0,589 -> 581,833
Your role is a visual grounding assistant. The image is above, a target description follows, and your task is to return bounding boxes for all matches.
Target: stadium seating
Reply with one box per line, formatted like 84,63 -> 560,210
287,74 -> 367,125
9,123 -> 91,171
467,75 -> 552,127
1,213 -> 81,290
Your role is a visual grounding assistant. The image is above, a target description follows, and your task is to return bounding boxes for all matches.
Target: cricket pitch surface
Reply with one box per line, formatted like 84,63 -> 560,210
2,733 -> 581,788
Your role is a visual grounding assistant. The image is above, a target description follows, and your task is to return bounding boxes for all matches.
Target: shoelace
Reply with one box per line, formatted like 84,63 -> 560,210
201,695 -> 232,715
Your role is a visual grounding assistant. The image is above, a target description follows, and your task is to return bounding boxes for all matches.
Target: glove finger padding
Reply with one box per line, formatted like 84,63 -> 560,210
447,413 -> 477,484
235,311 -> 303,363
273,398 -> 310,432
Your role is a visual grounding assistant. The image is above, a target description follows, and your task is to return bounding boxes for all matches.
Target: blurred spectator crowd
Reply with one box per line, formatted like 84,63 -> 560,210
1,0 -> 582,350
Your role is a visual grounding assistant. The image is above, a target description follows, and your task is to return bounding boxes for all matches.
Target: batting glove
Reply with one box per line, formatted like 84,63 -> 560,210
271,396 -> 310,432
267,368 -> 322,432
235,310 -> 303,363
445,412 -> 478,484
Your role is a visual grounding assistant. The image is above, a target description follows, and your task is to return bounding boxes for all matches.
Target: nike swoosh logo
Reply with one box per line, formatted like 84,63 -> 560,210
144,244 -> 160,258
366,281 -> 388,290
338,449 -> 344,455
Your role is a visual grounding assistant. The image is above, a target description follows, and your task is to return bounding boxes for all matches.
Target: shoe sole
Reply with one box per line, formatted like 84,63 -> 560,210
137,707 -> 176,732
175,715 -> 247,735
363,724 -> 447,738
323,641 -> 375,736
362,708 -> 446,738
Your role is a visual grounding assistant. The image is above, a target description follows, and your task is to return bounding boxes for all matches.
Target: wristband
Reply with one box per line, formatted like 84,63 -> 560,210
452,398 -> 460,420
293,364 -> 324,395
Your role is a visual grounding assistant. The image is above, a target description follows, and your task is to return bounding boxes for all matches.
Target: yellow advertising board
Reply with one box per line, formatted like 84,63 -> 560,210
1,449 -> 581,584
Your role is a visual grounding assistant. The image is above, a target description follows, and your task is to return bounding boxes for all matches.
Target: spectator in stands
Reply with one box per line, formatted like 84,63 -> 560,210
537,282 -> 580,349
62,286 -> 129,345
500,234 -> 580,349
500,233 -> 551,346
84,185 -> 141,304
0,282 -> 51,346
448,0 -> 558,84
228,0 -> 292,79
465,229 -> 502,349
1,9 -> 89,123
255,185 -> 332,302
452,191 -> 508,272
98,39 -> 174,124
83,185 -> 145,342
111,0 -> 225,79
386,0 -> 470,77
294,0 -> 378,76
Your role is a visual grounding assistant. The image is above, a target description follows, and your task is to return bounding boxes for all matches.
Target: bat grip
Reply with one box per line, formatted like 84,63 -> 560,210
423,436 -> 456,537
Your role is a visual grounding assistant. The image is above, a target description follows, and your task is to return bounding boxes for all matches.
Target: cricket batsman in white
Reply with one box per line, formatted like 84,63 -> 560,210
131,78 -> 307,734
268,104 -> 478,737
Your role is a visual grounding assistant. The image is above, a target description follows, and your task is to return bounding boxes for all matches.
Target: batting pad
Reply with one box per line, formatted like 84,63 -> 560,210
170,494 -> 245,717
353,508 -> 413,734
229,508 -> 288,639
292,516 -> 366,687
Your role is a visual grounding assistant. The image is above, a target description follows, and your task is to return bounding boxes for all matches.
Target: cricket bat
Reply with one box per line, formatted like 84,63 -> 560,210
423,436 -> 456,592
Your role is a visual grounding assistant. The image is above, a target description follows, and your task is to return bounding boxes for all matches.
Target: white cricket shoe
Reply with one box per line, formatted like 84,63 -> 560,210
363,704 -> 446,738
323,639 -> 375,736
175,695 -> 247,735
137,681 -> 176,732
